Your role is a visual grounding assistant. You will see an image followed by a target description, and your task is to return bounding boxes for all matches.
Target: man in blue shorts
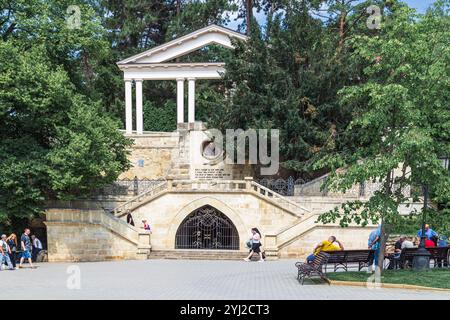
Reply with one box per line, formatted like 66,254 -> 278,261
19,228 -> 35,269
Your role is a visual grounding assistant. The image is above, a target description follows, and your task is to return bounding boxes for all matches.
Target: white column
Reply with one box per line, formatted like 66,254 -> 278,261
135,79 -> 143,134
176,78 -> 185,124
125,79 -> 133,134
188,78 -> 196,123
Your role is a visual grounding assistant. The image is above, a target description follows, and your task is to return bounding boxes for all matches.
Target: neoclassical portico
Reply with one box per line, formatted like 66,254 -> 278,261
117,24 -> 247,134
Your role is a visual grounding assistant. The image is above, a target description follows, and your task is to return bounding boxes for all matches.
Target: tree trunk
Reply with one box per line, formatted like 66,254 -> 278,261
337,10 -> 347,54
377,222 -> 387,273
245,0 -> 253,36
176,0 -> 181,16
376,170 -> 393,274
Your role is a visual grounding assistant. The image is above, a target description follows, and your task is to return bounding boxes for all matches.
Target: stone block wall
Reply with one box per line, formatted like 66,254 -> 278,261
119,132 -> 179,179
45,209 -> 139,262
278,226 -> 375,259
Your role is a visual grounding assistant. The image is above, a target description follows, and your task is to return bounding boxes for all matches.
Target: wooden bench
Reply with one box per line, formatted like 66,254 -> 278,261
399,247 -> 450,268
295,251 -> 330,285
324,249 -> 375,272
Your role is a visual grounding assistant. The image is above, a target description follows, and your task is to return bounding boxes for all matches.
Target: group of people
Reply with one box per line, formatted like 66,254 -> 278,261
126,211 -> 152,232
0,228 -> 43,271
302,224 -> 448,269
386,224 -> 448,269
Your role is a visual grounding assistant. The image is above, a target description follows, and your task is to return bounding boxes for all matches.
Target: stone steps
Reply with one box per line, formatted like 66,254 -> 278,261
166,174 -> 190,180
148,250 -> 261,261
169,168 -> 189,175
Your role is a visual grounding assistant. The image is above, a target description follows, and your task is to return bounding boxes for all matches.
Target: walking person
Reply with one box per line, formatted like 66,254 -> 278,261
31,235 -> 43,262
0,234 -> 14,271
244,228 -> 264,262
368,225 -> 381,272
6,233 -> 18,269
19,228 -> 35,269
126,210 -> 135,226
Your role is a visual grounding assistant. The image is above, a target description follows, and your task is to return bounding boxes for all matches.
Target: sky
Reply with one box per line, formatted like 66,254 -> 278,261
226,0 -> 439,30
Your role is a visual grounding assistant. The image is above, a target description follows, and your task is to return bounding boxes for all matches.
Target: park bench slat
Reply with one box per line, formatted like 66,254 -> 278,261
295,251 -> 330,285
325,249 -> 374,272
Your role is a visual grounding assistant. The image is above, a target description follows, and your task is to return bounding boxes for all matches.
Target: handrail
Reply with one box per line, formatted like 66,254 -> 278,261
250,181 -> 310,214
296,173 -> 329,189
113,180 -> 168,216
112,178 -> 310,218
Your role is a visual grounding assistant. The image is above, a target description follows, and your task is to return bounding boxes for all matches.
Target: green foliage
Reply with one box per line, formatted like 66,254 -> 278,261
207,0 -> 372,177
391,210 -> 450,236
0,1 -> 131,226
143,100 -> 177,132
327,269 -> 450,289
315,1 -> 450,229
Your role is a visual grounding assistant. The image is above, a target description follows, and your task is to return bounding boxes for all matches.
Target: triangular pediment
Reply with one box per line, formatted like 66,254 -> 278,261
117,24 -> 247,65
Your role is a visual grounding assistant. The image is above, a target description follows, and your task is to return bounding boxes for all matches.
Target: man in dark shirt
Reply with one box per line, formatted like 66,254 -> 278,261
19,228 -> 35,269
387,237 -> 405,269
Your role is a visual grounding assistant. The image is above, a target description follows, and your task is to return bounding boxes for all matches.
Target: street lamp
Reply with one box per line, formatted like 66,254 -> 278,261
412,185 -> 430,271
412,155 -> 448,271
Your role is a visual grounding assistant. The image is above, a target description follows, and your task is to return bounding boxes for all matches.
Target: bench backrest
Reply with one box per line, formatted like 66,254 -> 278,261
326,249 -> 374,263
311,251 -> 330,269
425,246 -> 450,259
400,246 -> 449,261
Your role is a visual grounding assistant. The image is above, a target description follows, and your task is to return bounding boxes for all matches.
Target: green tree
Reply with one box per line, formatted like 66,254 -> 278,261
315,1 -> 450,271
208,0 -> 369,178
0,1 -> 131,229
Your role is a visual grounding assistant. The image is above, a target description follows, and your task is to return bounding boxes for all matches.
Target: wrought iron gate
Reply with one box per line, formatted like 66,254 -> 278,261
175,205 -> 239,250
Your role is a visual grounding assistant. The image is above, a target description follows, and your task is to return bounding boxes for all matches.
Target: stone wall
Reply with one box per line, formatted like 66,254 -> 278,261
45,195 -> 376,261
119,132 -> 179,179
119,130 -> 253,181
45,209 -> 148,262
278,226 -> 375,259
131,192 -> 299,251
46,222 -> 137,262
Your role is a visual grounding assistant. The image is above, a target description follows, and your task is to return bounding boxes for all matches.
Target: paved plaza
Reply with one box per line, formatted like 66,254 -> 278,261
2,259 -> 450,300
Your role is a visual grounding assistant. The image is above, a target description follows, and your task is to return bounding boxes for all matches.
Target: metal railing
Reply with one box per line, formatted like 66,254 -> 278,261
250,181 -> 310,215
257,177 -> 305,196
113,180 -> 168,216
111,177 -> 310,218
92,177 -> 165,197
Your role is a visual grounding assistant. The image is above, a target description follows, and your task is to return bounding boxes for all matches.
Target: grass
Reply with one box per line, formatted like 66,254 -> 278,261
327,268 -> 450,289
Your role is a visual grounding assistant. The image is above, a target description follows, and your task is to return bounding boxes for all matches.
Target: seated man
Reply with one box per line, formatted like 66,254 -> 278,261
306,236 -> 344,263
387,236 -> 405,269
401,238 -> 416,249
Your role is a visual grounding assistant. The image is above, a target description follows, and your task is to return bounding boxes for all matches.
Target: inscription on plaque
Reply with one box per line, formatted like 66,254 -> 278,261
194,168 -> 232,180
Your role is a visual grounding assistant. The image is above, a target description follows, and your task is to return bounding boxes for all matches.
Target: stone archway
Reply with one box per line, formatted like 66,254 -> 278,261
175,205 -> 239,250
167,197 -> 247,250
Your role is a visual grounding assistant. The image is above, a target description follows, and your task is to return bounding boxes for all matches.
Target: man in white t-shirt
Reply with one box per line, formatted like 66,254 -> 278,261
31,235 -> 43,262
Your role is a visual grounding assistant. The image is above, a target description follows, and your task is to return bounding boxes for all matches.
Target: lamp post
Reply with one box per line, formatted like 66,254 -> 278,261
412,185 -> 430,271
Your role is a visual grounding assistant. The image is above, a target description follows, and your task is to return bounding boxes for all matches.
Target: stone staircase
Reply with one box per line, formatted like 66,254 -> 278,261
108,177 -> 314,260
45,208 -> 152,261
148,249 -> 259,261
166,129 -> 190,180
